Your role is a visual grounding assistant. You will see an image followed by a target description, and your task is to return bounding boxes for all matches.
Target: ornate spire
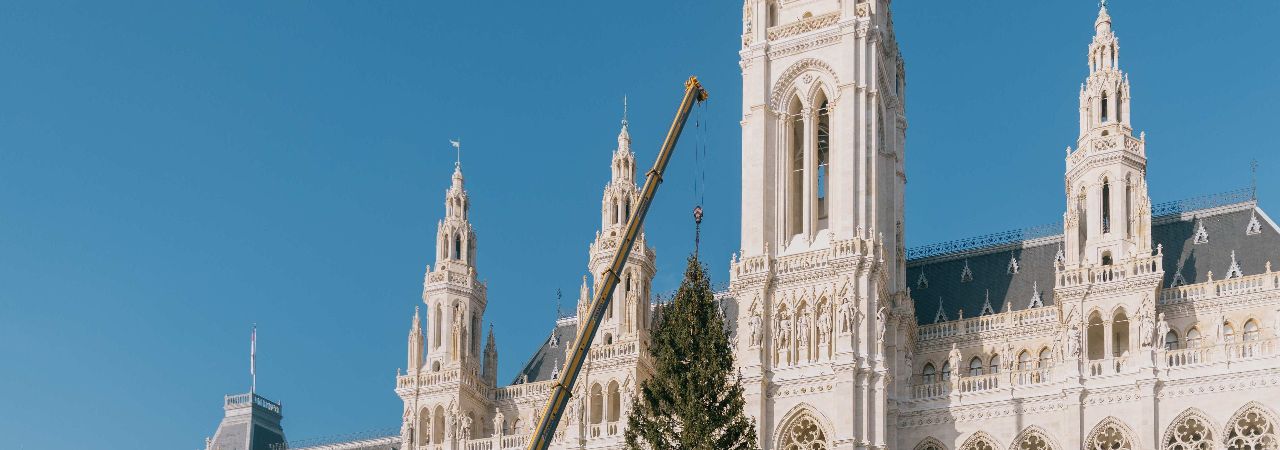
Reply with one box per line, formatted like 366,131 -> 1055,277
407,306 -> 424,372
1095,1 -> 1112,34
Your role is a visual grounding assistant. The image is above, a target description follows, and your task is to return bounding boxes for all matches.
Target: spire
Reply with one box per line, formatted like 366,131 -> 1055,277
407,306 -> 424,372
483,324 -> 498,384
1094,1 -> 1112,35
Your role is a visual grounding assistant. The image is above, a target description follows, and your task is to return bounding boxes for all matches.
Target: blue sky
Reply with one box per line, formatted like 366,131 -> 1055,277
1,1 -> 1277,449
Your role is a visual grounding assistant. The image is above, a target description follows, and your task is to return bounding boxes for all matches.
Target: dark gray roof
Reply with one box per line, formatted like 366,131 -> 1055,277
512,321 -> 577,384
206,393 -> 286,450
906,201 -> 1280,325
1156,203 -> 1280,287
907,237 -> 1059,325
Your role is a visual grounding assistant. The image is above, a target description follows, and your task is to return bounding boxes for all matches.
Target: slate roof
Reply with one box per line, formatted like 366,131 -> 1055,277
906,200 -> 1280,325
512,320 -> 577,384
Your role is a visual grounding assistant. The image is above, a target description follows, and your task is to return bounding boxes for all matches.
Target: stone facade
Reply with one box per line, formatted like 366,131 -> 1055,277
270,2 -> 1280,450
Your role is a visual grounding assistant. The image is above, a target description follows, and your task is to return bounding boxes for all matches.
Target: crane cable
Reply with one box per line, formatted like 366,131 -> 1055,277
692,99 -> 709,257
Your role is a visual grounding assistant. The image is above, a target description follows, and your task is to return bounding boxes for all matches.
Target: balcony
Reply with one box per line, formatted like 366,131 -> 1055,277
1056,254 -> 1162,288
1161,271 -> 1280,305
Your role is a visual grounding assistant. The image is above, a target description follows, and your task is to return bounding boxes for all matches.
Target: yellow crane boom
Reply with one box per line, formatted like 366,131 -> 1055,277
525,76 -> 708,450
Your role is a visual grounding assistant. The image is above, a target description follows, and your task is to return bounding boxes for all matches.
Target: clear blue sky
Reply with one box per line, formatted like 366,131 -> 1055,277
1,1 -> 1276,449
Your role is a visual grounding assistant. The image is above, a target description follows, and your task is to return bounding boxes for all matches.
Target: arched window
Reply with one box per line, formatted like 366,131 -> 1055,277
1018,350 -> 1033,371
1113,309 -> 1130,357
1185,328 -> 1202,348
941,361 -> 952,381
1124,175 -> 1133,236
788,97 -> 804,238
1038,348 -> 1052,368
603,333 -> 613,345
433,405 -> 445,444
1102,178 -> 1112,234
611,200 -> 619,225
1225,403 -> 1279,450
1011,427 -> 1054,450
1100,91 -> 1110,123
590,383 -> 603,424
1086,418 -> 1134,450
1078,187 -> 1089,253
779,410 -> 830,450
624,198 -> 631,224
1116,91 -> 1124,124
1244,319 -> 1260,342
815,98 -> 830,230
768,1 -> 779,27
607,381 -> 621,423
433,303 -> 442,349
959,433 -> 999,450
1224,322 -> 1236,343
1088,311 -> 1105,360
417,407 -> 430,444
454,234 -> 463,261
1102,251 -> 1114,266
1162,409 -> 1213,450
1164,330 -> 1180,350
968,356 -> 983,376
989,354 -> 1001,374
922,363 -> 936,384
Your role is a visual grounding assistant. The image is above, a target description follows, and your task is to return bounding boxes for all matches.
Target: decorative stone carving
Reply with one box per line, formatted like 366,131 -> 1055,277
1247,211 -> 1263,235
960,259 -> 974,283
749,306 -> 763,347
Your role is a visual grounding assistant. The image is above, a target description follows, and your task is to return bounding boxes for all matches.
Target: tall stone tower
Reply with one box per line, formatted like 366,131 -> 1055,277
396,161 -> 495,449
729,0 -> 910,448
1061,3 -> 1153,269
563,116 -> 657,446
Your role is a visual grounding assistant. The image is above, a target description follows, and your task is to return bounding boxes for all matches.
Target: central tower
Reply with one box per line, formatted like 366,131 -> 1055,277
731,0 -> 910,449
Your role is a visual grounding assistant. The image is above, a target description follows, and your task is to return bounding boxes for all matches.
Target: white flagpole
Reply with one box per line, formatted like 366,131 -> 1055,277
251,324 -> 257,394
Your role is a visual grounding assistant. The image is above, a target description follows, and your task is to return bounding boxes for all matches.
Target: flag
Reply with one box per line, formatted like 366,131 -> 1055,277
449,139 -> 460,149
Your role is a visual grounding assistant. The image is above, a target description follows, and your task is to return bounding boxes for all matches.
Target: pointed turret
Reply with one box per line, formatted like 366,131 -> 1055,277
483,325 -> 498,385
407,306 -> 424,373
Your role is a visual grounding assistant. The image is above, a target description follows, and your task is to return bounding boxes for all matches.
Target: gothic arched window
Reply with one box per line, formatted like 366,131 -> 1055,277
454,234 -> 463,261
960,433 -> 998,450
1101,91 -> 1110,123
815,97 -> 831,230
1113,309 -> 1130,357
968,356 -> 984,376
1038,348 -> 1052,368
941,361 -> 952,381
922,363 -> 936,384
1164,330 -> 1181,351
1018,350 -> 1033,371
989,354 -> 1002,374
1086,418 -> 1135,450
1102,178 -> 1112,234
788,96 -> 805,239
607,380 -> 621,424
1224,403 -> 1278,450
1244,320 -> 1260,342
779,411 -> 830,450
417,407 -> 430,445
590,383 -> 604,425
1161,409 -> 1213,450
1088,311 -> 1106,360
432,405 -> 445,444
1012,427 -> 1055,450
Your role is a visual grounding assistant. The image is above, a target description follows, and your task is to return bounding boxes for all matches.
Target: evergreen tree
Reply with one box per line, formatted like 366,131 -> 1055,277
625,255 -> 759,450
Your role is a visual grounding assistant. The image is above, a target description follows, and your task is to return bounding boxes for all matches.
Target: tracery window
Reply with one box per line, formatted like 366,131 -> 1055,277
960,434 -> 998,450
1102,178 -> 1112,234
1087,419 -> 1135,450
989,354 -> 1002,374
1018,350 -> 1033,371
1101,91 -> 1110,123
941,361 -> 952,381
914,438 -> 945,450
1038,348 -> 1052,369
1244,320 -> 1260,342
1224,323 -> 1237,344
1162,410 -> 1212,450
1224,404 -> 1278,450
779,412 -> 829,450
1013,428 -> 1054,450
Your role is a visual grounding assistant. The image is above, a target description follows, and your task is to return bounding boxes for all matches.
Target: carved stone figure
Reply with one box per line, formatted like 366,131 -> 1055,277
1067,322 -> 1082,357
748,309 -> 762,347
493,411 -> 504,436
876,307 -> 887,346
817,308 -> 831,345
776,316 -> 792,348
459,414 -> 472,441
797,312 -> 811,347
1138,310 -> 1156,348
837,299 -> 852,333
1156,313 -> 1170,348
948,344 -> 962,377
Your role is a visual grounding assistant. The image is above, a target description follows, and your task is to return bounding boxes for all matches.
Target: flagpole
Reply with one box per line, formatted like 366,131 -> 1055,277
251,324 -> 257,395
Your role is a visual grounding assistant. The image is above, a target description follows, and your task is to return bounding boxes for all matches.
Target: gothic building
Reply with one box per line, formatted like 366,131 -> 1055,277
206,2 -> 1280,450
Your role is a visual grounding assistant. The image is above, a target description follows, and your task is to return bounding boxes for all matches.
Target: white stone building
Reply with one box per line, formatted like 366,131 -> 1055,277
206,2 -> 1280,450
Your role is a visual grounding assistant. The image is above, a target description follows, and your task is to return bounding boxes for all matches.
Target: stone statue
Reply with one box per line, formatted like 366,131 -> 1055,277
837,299 -> 851,333
876,307 -> 888,346
903,348 -> 914,384
748,309 -> 762,347
817,308 -> 831,345
797,312 -> 811,347
493,411 -> 504,436
776,316 -> 791,348
947,344 -> 962,376
1156,313 -> 1170,349
459,414 -> 472,441
1138,310 -> 1156,348
1066,322 -> 1082,357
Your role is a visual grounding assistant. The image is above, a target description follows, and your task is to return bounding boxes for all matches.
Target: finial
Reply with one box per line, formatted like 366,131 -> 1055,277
449,139 -> 462,169
622,95 -> 629,128
1252,159 -> 1259,200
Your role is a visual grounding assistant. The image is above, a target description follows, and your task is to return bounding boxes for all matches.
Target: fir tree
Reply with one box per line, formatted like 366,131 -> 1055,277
625,255 -> 759,450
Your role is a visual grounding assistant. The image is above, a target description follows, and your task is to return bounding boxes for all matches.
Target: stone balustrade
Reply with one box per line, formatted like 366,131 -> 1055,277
494,380 -> 553,401
1161,271 -> 1280,304
916,306 -> 1057,341
589,340 -> 638,361
1057,254 -> 1162,288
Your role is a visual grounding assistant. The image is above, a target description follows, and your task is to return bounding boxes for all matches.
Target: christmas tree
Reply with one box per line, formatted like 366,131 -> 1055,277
625,255 -> 759,450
